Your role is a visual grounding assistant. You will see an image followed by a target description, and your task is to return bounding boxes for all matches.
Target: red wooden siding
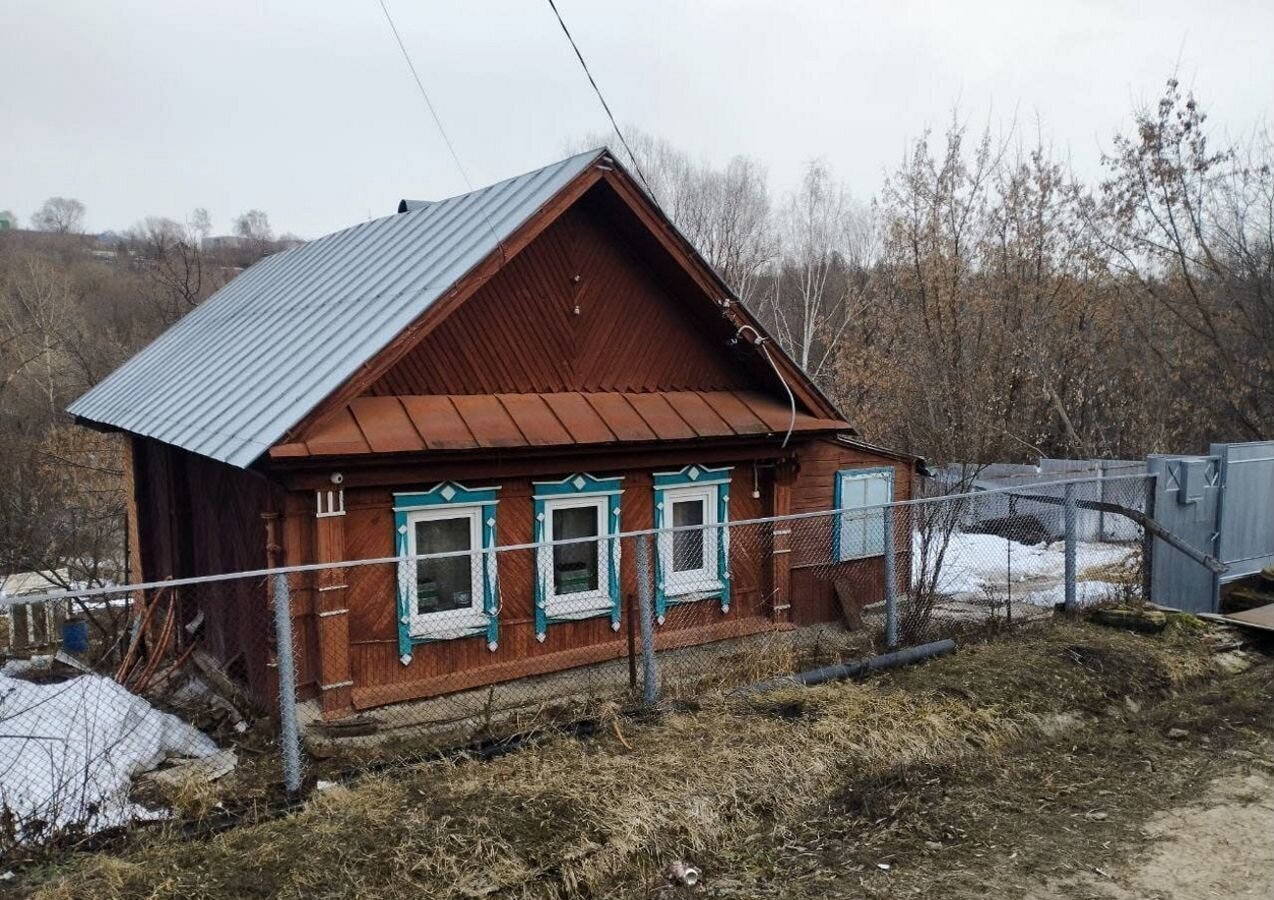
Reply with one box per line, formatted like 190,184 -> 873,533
788,439 -> 915,625
315,462 -> 768,709
364,202 -> 765,397
128,437 -> 288,703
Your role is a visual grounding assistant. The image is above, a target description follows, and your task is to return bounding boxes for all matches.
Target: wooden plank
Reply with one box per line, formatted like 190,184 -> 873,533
350,615 -> 789,709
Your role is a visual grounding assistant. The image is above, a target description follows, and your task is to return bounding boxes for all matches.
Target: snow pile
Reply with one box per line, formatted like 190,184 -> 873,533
1024,580 -> 1130,608
0,673 -> 218,842
913,532 -> 1135,598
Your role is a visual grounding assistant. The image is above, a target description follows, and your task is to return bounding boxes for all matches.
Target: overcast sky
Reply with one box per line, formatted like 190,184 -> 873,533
3,0 -> 1271,238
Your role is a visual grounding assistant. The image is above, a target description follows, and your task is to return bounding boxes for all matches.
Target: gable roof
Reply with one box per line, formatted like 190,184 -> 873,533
69,149 -> 605,468
71,147 -> 846,469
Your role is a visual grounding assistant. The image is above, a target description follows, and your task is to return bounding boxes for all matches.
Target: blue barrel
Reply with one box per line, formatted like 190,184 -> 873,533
62,617 -> 89,655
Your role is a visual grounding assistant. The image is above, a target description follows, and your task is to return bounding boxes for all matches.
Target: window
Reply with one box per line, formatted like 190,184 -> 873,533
394,483 -> 501,664
544,496 -> 610,614
533,474 -> 623,639
835,468 -> 894,561
661,485 -> 720,597
406,508 -> 486,630
653,465 -> 732,623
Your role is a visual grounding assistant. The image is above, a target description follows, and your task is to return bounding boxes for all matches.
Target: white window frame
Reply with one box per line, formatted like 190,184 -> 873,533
541,495 -> 613,618
835,469 -> 893,561
404,505 -> 489,639
660,484 -> 722,597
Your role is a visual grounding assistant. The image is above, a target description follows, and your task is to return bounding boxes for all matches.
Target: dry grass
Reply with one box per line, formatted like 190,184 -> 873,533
19,618 -> 1257,900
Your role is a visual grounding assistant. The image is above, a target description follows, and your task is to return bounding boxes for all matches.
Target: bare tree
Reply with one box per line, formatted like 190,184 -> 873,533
757,159 -> 874,385
1099,79 -> 1274,442
188,207 -> 213,243
570,129 -> 775,302
31,197 -> 87,234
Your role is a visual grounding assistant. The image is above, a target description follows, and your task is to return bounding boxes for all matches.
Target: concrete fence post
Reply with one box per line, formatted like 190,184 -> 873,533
272,573 -> 303,795
635,534 -> 659,706
1063,482 -> 1077,612
882,503 -> 898,650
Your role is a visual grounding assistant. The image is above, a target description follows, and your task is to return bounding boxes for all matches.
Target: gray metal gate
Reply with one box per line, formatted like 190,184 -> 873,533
1149,441 -> 1274,613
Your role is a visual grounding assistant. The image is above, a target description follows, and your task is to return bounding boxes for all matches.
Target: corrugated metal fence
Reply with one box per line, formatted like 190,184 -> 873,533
1148,441 -> 1274,613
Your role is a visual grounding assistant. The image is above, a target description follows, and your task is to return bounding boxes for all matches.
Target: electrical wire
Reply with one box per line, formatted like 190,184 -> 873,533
735,325 -> 797,449
544,0 -> 658,203
374,0 -> 506,259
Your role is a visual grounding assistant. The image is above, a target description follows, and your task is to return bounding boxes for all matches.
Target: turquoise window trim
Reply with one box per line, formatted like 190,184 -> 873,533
833,467 -> 894,562
653,465 -> 732,623
394,482 -> 501,665
532,474 -> 624,640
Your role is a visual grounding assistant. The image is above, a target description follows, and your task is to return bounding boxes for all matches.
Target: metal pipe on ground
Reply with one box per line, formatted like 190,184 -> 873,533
737,639 -> 957,696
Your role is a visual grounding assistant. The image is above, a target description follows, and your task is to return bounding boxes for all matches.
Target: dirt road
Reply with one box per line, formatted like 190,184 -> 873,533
1032,752 -> 1274,900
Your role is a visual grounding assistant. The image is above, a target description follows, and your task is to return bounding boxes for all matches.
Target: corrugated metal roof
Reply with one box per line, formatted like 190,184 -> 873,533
68,148 -> 607,469
269,391 -> 850,459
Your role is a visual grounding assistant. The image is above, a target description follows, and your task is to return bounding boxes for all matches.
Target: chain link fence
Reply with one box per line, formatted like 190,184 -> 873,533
0,474 -> 1152,854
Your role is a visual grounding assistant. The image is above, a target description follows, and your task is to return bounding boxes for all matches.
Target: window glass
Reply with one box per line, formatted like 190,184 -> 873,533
837,470 -> 892,559
552,504 -> 600,595
671,498 -> 706,572
414,516 -> 473,614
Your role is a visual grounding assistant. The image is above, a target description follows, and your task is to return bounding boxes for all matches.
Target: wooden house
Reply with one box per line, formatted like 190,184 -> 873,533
70,149 -> 921,717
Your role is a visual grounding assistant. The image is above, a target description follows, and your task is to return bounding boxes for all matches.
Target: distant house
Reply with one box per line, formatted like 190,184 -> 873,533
69,149 -> 918,717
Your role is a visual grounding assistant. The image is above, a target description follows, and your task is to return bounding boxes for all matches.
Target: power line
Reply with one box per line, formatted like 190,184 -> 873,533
375,0 -> 505,258
545,0 -> 658,202
376,0 -> 476,192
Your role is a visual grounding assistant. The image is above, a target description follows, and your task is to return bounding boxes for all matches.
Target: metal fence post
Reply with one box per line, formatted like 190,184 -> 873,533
1142,474 -> 1156,605
272,573 -> 303,795
1063,482 -> 1077,612
882,502 -> 898,649
635,534 -> 659,706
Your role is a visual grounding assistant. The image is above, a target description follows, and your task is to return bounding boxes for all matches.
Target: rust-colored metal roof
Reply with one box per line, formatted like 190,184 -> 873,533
270,391 -> 849,459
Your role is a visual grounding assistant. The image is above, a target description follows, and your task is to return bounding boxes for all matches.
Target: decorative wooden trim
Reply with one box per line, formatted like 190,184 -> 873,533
533,474 -> 623,639
316,489 -> 345,518
653,465 -> 733,623
395,482 -> 501,661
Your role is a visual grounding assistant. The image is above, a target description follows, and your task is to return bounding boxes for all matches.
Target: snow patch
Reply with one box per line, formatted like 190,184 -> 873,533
0,673 -> 218,842
913,532 -> 1135,598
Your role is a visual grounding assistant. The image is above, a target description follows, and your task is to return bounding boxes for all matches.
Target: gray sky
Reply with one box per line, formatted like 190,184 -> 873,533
3,0 -> 1271,238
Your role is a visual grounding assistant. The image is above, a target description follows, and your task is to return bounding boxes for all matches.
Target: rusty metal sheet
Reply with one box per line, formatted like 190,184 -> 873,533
662,391 -> 736,437
304,407 -> 371,456
449,395 -> 527,448
583,394 -> 657,442
347,397 -> 427,454
735,390 -> 803,433
398,396 -> 476,451
540,393 -> 616,444
624,393 -> 696,440
701,391 -> 770,434
496,394 -> 573,446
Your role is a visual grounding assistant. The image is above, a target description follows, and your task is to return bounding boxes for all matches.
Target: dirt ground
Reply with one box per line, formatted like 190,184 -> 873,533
12,617 -> 1274,900
1031,758 -> 1274,900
